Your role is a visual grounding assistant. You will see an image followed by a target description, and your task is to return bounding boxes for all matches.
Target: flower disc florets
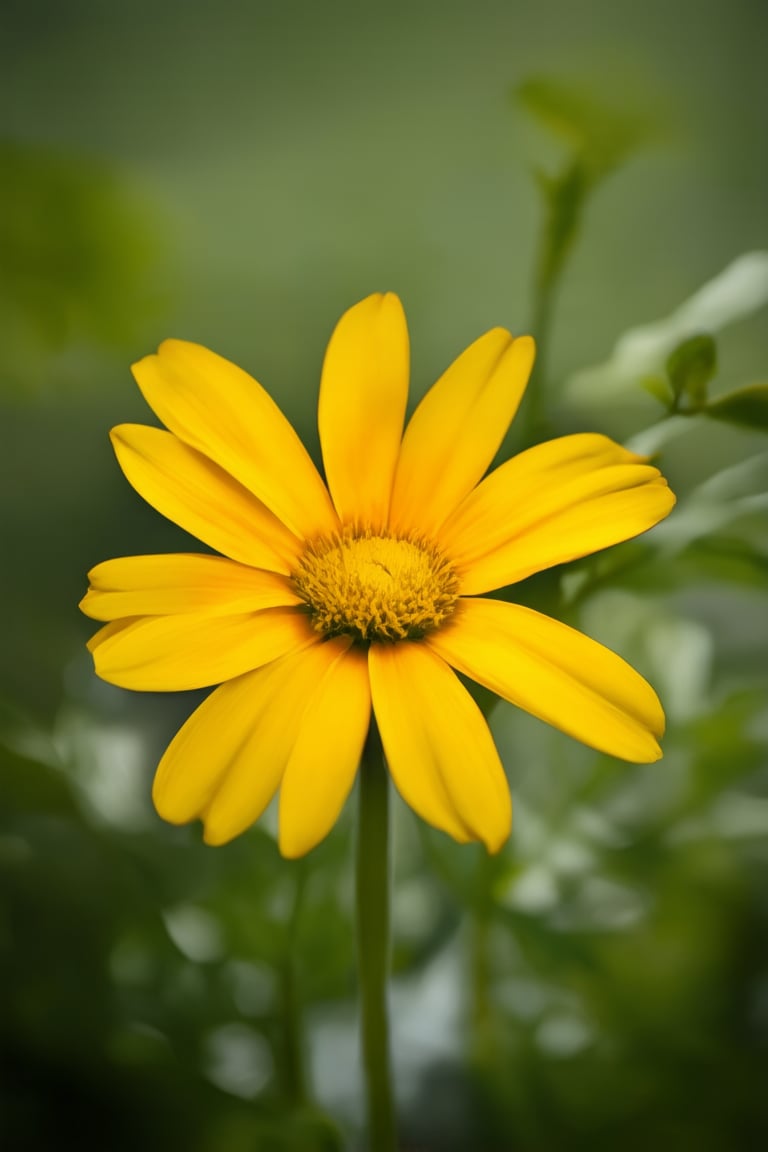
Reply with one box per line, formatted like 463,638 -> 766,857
291,529 -> 460,643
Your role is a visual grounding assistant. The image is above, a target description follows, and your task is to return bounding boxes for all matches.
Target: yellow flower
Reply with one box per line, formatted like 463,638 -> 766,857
81,294 -> 675,858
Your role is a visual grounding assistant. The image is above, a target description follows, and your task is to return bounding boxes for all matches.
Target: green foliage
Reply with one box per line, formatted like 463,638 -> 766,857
418,667 -> 768,1148
640,333 -> 768,430
517,76 -> 654,181
0,140 -> 166,392
704,382 -> 768,430
2,16 -> 768,1150
666,333 -> 717,410
651,451 -> 768,555
514,75 -> 656,435
565,251 -> 768,409
0,729 -> 350,1150
639,373 -> 675,407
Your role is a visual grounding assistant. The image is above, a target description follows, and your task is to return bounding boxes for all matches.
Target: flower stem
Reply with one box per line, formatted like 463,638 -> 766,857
524,157 -> 588,442
356,720 -> 397,1152
281,862 -> 309,1105
470,910 -> 493,1065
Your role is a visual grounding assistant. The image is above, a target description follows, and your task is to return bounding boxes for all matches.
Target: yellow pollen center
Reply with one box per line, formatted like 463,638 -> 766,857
291,531 -> 460,643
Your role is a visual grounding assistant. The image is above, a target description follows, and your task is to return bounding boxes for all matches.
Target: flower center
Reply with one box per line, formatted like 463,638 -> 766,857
291,530 -> 460,643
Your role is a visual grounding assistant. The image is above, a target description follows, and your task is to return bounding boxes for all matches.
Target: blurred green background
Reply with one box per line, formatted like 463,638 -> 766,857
2,1 -> 768,1149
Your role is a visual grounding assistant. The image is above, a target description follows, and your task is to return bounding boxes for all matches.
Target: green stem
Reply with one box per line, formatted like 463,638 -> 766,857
469,849 -> 499,1067
356,720 -> 397,1152
524,157 -> 588,443
281,863 -> 309,1105
529,241 -> 555,415
470,910 -> 493,1064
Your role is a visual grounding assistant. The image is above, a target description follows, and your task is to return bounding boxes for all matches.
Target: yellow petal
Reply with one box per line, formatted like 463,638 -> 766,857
199,639 -> 354,845
428,598 -> 665,762
368,642 -> 511,852
131,340 -> 338,539
153,670 -> 272,827
152,639 -> 346,835
86,617 -> 138,653
111,424 -> 301,572
389,330 -> 535,537
279,646 -> 371,858
318,293 -> 409,528
89,606 -> 315,691
440,434 -> 675,593
81,553 -> 302,621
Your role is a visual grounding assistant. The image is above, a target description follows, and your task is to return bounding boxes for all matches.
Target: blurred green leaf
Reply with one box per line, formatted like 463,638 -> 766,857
666,333 -> 717,409
640,374 -> 675,408
517,76 -> 654,180
0,739 -> 79,817
566,251 -> 768,404
598,536 -> 768,595
682,689 -> 768,810
652,450 -> 768,554
704,382 -> 768,430
515,74 -> 657,434
0,139 -> 166,391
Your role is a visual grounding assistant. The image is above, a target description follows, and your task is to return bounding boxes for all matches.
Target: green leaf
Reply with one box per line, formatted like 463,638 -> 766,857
704,383 -> 768,430
516,76 -> 653,180
640,374 -> 675,408
0,740 -> 79,817
0,138 -> 167,392
565,252 -> 768,405
651,451 -> 768,555
666,333 -> 717,408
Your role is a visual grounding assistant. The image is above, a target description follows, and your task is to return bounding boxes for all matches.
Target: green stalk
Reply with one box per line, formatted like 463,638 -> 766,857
281,862 -> 308,1105
525,157 -> 587,441
356,720 -> 397,1152
470,909 -> 493,1064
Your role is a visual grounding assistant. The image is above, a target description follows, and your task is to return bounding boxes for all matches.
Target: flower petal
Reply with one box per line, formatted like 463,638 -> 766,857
440,434 -> 675,593
428,598 -> 665,762
86,617 -> 139,653
199,639 -> 354,846
279,646 -> 371,858
81,554 -> 302,621
153,668 -> 276,828
152,638 -> 348,837
89,606 -> 315,691
318,293 -> 409,528
368,642 -> 511,852
389,330 -> 535,536
131,340 -> 338,539
111,424 -> 301,572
